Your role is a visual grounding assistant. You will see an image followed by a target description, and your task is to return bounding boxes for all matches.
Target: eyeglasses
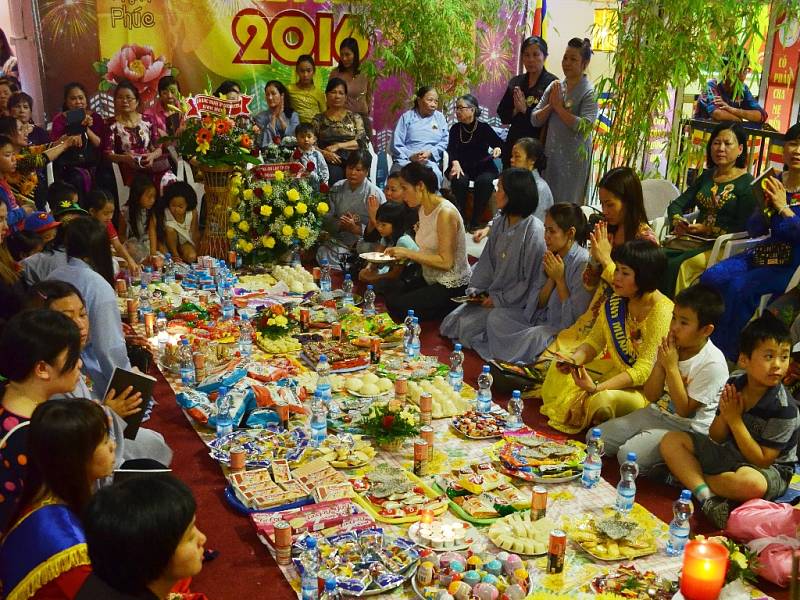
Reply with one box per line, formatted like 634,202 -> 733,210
455,105 -> 474,111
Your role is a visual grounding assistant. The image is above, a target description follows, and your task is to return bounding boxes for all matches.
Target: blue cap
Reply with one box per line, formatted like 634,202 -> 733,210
627,452 -> 637,462
454,343 -> 462,351
319,354 -> 327,362
482,365 -> 490,373
367,284 -> 374,289
407,309 -> 415,315
344,274 -> 352,280
591,427 -> 602,438
217,386 -> 228,396
325,578 -> 337,591
680,489 -> 692,500
320,258 -> 329,265
511,390 -> 521,397
306,536 -> 317,549
22,211 -> 60,233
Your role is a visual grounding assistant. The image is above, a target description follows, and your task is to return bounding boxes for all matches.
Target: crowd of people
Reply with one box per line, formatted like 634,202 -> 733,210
0,29 -> 798,600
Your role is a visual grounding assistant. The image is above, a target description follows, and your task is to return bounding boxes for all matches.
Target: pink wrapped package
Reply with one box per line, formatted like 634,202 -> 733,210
726,498 -> 800,587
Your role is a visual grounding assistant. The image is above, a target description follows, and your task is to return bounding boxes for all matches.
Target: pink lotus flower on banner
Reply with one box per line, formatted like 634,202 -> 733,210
99,45 -> 174,104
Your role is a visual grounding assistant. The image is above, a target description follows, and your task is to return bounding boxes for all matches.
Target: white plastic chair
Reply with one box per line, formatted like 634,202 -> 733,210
367,142 -> 379,184
111,162 -> 130,212
641,179 -> 680,222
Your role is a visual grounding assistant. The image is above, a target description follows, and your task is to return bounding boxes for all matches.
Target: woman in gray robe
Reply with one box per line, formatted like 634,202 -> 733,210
440,168 -> 545,347
531,38 -> 598,204
476,203 -> 592,363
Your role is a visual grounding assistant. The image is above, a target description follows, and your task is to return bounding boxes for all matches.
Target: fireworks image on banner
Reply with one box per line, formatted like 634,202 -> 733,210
40,0 -> 97,47
477,25 -> 513,86
206,0 -> 259,17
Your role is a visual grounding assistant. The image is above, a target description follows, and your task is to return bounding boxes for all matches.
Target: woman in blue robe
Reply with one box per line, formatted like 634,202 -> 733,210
391,86 -> 449,187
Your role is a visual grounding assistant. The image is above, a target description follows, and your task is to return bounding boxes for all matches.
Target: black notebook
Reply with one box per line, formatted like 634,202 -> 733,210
104,368 -> 156,440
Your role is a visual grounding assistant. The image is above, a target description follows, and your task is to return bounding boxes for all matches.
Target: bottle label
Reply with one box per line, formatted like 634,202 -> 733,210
615,489 -> 635,513
581,465 -> 601,487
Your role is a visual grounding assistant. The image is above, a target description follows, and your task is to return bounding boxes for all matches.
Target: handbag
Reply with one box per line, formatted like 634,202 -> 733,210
751,242 -> 793,267
663,236 -> 710,251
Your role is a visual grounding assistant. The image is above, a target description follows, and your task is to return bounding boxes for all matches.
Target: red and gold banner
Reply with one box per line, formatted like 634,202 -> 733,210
763,14 -> 800,133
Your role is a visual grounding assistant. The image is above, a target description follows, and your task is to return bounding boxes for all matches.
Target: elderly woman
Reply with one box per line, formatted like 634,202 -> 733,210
328,37 -> 372,132
440,168 -> 545,347
446,94 -> 503,230
392,87 -> 449,187
531,38 -> 598,204
385,163 -> 471,321
253,79 -> 299,149
662,122 -> 755,297
497,35 -> 558,169
103,80 -> 168,187
312,77 -> 368,184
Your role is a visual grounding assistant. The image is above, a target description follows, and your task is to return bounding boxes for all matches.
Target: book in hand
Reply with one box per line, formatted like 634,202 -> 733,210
751,166 -> 777,211
104,367 -> 156,440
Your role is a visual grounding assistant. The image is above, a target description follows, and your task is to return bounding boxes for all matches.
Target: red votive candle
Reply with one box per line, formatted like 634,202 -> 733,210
680,539 -> 729,600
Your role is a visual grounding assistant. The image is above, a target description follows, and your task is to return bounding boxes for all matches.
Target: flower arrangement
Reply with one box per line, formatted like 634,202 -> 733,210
360,399 -> 419,446
93,44 -> 178,104
262,136 -> 299,164
227,168 -> 330,263
695,535 -> 759,586
252,304 -> 293,339
174,113 -> 260,169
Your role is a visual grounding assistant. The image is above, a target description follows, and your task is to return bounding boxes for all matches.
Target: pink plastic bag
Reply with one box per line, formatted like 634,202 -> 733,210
726,499 -> 800,587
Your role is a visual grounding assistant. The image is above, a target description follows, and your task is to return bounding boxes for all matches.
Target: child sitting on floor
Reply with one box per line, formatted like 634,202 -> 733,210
660,313 -> 800,528
85,188 -> 141,276
597,284 -> 729,475
359,201 -> 418,285
119,175 -> 158,264
150,180 -> 199,264
295,123 -> 329,187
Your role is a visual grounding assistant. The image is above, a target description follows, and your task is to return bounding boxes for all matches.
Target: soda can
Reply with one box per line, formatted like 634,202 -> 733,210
394,376 -> 408,398
274,521 -> 292,566
126,299 -> 138,324
420,425 -> 434,460
143,312 -> 155,338
531,486 -> 548,521
228,250 -> 237,268
229,446 -> 246,471
299,308 -> 309,333
193,352 -> 207,383
413,439 -> 429,476
419,393 -> 433,426
547,529 -> 566,574
331,322 -> 342,342
115,278 -> 127,297
370,337 -> 382,364
312,266 -> 321,284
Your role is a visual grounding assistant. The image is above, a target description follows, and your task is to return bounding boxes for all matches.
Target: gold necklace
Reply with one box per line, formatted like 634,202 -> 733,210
459,120 -> 478,144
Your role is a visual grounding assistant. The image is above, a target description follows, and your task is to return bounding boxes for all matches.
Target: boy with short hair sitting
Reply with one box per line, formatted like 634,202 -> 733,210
660,313 -> 800,528
597,284 -> 729,475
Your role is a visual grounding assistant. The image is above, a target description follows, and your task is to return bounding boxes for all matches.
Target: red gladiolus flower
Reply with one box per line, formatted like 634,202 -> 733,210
292,149 -> 302,159
254,187 -> 264,199
382,415 -> 395,429
272,135 -> 281,144
320,182 -> 330,193
289,162 -> 302,173
306,161 -> 315,172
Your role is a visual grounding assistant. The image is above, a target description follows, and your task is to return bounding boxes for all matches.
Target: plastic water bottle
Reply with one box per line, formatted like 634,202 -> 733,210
310,391 -> 328,447
476,365 -> 493,414
319,258 -> 332,300
138,283 -> 152,320
363,284 -> 376,316
615,452 -> 639,515
178,338 -> 195,387
507,389 -> 523,428
320,577 -> 340,600
448,343 -> 464,391
341,274 -> 354,307
299,536 -> 320,600
402,310 -> 415,354
221,282 -> 235,320
239,316 -> 253,357
215,386 -> 233,438
406,317 -> 421,359
581,428 -> 603,489
316,355 -> 332,404
163,253 -> 176,284
666,489 -> 694,556
289,240 -> 302,267
156,311 -> 168,354
141,265 -> 152,286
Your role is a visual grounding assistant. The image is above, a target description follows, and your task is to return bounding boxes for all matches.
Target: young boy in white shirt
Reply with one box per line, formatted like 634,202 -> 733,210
596,284 -> 729,474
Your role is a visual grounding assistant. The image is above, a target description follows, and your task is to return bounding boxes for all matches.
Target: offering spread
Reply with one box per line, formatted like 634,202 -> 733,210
451,411 -> 508,439
435,463 -> 529,522
495,431 -> 585,483
407,376 -> 474,418
311,434 -> 377,468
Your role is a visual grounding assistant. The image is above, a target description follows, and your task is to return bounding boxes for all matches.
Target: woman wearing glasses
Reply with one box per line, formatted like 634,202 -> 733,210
446,94 -> 503,231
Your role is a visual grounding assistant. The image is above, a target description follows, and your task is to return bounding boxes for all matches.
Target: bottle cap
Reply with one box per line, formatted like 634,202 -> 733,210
344,274 -> 351,280
680,489 -> 692,500
325,578 -> 337,591
306,536 -> 317,549
454,343 -> 462,351
320,258 -> 329,265
511,390 -> 521,397
319,354 -> 327,362
367,284 -> 374,289
482,365 -> 490,373
408,309 -> 415,316
627,452 -> 637,462
218,386 -> 228,396
591,427 -> 602,438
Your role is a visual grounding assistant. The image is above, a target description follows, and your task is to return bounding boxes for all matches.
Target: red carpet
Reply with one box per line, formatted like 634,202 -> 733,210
146,318 -> 790,599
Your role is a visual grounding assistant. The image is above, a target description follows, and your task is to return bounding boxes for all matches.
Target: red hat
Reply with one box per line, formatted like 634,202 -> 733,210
23,211 -> 61,234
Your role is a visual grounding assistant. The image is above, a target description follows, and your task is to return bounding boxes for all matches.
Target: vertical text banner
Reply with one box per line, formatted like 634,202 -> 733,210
764,13 -> 800,133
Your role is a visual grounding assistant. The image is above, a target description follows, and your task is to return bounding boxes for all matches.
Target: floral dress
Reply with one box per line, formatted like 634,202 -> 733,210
104,114 -> 168,186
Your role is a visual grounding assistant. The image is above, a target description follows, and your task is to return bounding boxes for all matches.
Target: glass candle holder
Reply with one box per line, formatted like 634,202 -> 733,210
680,539 -> 729,600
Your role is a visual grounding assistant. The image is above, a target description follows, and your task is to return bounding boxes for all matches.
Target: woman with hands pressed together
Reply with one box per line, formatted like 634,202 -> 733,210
701,122 -> 800,360
441,168 -> 544,349
540,240 -> 673,433
480,203 -> 592,363
531,37 -> 598,204
385,163 -> 471,321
